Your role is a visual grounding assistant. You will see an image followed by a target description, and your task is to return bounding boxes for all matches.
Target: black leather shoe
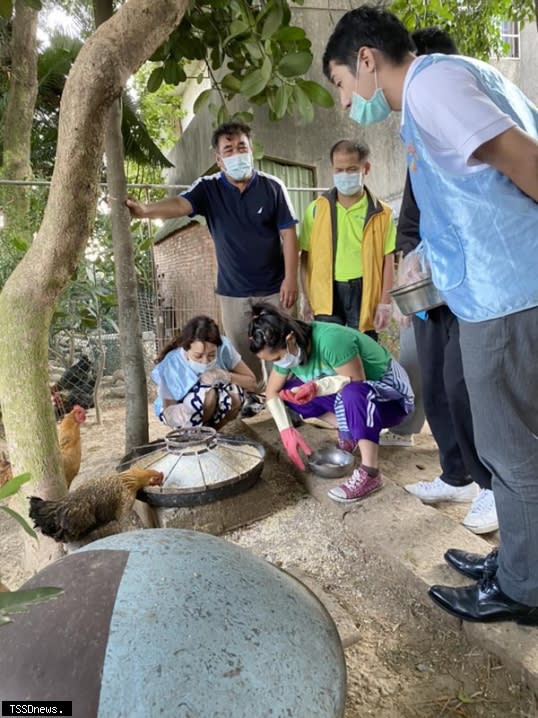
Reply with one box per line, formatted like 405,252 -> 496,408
429,576 -> 538,624
444,547 -> 498,580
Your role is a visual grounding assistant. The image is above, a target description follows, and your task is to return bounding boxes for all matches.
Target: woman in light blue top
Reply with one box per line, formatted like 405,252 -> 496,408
151,316 -> 256,429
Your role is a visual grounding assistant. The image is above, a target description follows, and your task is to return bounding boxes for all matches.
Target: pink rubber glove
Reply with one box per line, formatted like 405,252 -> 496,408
280,427 -> 312,470
279,388 -> 297,403
280,381 -> 317,405
292,381 -> 318,405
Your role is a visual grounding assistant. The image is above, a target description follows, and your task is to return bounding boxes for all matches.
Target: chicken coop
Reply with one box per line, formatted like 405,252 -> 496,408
151,215 -> 222,355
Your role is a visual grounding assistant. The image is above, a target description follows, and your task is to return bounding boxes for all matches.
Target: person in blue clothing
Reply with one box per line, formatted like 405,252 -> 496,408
126,121 -> 299,401
323,5 -> 538,624
151,315 -> 256,429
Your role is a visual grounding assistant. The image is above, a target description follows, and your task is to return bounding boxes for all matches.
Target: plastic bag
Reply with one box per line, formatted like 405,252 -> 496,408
398,242 -> 431,286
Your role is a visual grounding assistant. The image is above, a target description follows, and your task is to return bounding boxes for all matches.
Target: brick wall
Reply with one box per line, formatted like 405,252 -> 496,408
152,222 -> 222,353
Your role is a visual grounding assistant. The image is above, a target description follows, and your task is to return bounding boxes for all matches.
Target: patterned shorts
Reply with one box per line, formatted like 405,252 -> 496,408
162,381 -> 245,429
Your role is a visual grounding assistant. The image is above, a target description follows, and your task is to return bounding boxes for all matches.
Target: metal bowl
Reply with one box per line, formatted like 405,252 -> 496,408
307,447 -> 355,479
390,277 -> 446,316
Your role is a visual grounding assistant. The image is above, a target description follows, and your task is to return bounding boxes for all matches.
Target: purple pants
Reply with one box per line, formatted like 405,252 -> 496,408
283,378 -> 407,444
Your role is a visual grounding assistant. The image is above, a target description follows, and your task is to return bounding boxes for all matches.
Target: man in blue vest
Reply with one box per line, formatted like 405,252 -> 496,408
126,121 -> 299,400
323,6 -> 538,624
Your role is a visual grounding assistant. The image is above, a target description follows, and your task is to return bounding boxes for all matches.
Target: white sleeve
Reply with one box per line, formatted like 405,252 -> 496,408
407,61 -> 516,165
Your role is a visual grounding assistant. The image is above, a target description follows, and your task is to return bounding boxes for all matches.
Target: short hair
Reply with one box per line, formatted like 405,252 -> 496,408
330,139 -> 370,164
156,315 -> 222,363
248,303 -> 312,362
323,5 -> 414,78
412,27 -> 458,56
211,122 -> 252,151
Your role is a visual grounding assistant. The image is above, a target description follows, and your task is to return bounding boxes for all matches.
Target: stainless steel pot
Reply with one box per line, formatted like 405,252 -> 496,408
390,277 -> 446,316
307,447 -> 355,479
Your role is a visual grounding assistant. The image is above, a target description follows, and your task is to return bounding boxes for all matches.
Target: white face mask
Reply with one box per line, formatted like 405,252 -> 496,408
333,171 -> 363,196
273,347 -> 302,369
186,357 -> 218,375
222,151 -> 254,181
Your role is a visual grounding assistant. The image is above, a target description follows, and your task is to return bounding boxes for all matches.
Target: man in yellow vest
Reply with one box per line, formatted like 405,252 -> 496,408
300,139 -> 395,340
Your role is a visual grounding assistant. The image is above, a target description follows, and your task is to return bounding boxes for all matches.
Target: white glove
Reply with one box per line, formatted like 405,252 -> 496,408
266,396 -> 292,432
200,368 -> 231,385
314,375 -> 350,396
373,303 -> 392,332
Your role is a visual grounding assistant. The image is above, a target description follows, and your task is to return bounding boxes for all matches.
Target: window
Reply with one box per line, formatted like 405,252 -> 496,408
500,21 -> 520,59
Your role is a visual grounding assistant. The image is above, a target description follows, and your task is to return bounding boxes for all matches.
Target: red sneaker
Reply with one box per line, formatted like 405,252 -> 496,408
328,467 -> 383,503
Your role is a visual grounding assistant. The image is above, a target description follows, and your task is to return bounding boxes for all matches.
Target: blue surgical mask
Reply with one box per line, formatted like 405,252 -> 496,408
187,358 -> 218,375
349,63 -> 392,126
274,347 -> 302,370
222,151 -> 254,181
333,172 -> 363,196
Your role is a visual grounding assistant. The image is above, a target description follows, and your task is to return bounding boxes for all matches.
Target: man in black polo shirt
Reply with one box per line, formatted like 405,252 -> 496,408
126,121 -> 299,393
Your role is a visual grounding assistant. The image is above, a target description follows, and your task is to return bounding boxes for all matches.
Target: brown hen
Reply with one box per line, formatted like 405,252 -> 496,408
29,467 -> 164,543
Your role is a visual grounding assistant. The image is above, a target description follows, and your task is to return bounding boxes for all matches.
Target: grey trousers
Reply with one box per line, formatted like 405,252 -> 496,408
392,322 -> 425,436
459,306 -> 538,605
218,293 -> 281,390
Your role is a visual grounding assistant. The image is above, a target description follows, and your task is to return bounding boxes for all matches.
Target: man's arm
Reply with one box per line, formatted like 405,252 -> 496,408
299,251 -> 314,320
380,252 -> 394,303
125,194 -> 194,220
280,226 -> 299,309
472,127 -> 538,202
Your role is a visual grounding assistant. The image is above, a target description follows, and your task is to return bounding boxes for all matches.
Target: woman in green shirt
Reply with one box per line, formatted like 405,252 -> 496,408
248,303 -> 414,503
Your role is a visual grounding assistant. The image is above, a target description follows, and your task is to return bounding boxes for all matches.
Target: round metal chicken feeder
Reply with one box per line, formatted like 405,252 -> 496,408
119,428 -> 265,508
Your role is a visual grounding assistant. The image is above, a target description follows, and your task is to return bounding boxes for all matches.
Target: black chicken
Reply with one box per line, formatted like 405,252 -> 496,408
51,354 -> 96,420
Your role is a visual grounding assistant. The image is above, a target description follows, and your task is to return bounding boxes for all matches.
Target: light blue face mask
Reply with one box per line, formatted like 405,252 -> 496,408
349,64 -> 392,126
333,172 -> 363,196
187,358 -> 218,375
273,346 -> 302,370
222,151 -> 254,181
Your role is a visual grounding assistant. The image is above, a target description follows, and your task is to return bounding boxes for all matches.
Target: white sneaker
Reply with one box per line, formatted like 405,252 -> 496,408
379,429 -> 414,447
404,476 -> 479,504
462,488 -> 498,534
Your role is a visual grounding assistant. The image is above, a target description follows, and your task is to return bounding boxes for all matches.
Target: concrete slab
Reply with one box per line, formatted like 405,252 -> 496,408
242,413 -> 538,695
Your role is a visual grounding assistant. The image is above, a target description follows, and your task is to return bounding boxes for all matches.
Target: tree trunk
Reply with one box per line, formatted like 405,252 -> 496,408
94,0 -> 149,452
0,0 -> 189,574
2,0 -> 38,239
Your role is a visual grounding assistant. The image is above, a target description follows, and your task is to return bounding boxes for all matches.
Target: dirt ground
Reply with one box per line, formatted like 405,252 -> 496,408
0,403 -> 535,717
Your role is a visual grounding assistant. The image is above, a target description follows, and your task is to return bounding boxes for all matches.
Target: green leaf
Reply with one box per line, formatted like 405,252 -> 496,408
10,237 -> 28,252
297,80 -> 334,108
147,66 -> 164,93
240,68 -> 270,98
163,61 -> 182,86
293,85 -> 314,124
260,55 -> 272,83
0,587 -> 63,615
262,3 -> 284,39
272,26 -> 306,43
23,0 -> 41,8
221,73 -> 242,94
0,0 -> 13,18
139,237 -> 154,251
0,472 -> 31,501
232,111 -> 254,124
193,88 -> 213,115
244,41 -> 263,61
0,506 -> 37,539
274,84 -> 288,119
278,51 -> 313,77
